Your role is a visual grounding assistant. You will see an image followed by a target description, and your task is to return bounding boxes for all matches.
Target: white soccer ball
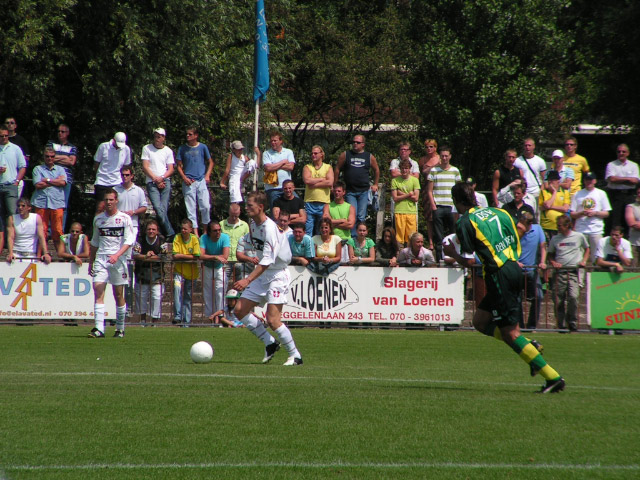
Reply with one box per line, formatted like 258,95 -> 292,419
190,341 -> 214,364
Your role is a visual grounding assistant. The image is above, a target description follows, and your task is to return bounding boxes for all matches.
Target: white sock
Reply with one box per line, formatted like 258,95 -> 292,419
94,304 -> 105,333
274,324 -> 300,358
116,305 -> 126,331
241,313 -> 275,346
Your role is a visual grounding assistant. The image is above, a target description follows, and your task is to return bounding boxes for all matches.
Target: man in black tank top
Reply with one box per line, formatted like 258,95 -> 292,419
492,149 -> 524,207
334,134 -> 380,236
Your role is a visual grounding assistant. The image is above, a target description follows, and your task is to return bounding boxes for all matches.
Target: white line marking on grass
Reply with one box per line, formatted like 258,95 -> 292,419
2,371 -> 640,392
4,461 -> 640,472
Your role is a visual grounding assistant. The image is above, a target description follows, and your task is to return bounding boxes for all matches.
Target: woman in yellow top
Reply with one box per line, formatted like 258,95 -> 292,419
308,218 -> 342,276
302,145 -> 334,237
539,170 -> 570,242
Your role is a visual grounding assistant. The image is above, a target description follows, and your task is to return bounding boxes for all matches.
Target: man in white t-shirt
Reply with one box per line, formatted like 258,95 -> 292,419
232,191 -> 303,366
604,143 -> 639,235
94,132 -> 132,204
141,127 -> 175,239
570,172 -> 612,263
514,137 -> 547,209
262,131 -> 296,211
88,189 -> 135,339
595,226 -> 633,273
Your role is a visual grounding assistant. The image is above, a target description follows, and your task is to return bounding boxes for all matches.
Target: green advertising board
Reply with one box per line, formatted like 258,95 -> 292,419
588,272 -> 640,329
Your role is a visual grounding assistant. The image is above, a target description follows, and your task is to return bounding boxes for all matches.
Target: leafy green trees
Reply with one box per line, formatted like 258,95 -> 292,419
405,0 -> 573,183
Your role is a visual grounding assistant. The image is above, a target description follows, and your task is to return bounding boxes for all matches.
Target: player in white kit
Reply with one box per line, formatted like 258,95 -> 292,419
233,191 -> 303,365
87,189 -> 135,338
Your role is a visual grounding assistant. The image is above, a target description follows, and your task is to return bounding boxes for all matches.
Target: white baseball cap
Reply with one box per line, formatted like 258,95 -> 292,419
154,127 -> 166,136
114,132 -> 127,148
552,149 -> 564,158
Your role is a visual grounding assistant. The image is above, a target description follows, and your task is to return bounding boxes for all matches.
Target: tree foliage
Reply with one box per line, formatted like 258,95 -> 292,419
3,0 -> 628,195
563,0 -> 640,131
405,0 -> 573,183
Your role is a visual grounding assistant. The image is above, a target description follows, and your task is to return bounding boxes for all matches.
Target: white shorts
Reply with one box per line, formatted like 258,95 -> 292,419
93,255 -> 129,285
241,268 -> 290,307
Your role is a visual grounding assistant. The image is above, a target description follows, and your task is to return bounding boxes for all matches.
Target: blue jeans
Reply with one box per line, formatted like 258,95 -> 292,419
305,202 -> 325,236
173,273 -> 193,324
147,181 -> 175,237
182,178 -> 210,230
345,190 -> 369,236
266,188 -> 283,213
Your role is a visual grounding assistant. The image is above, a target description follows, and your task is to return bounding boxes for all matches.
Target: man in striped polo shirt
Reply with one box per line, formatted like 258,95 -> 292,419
427,145 -> 461,261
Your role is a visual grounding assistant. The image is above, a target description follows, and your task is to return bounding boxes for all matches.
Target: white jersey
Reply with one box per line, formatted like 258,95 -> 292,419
91,210 -> 135,255
249,216 -> 292,270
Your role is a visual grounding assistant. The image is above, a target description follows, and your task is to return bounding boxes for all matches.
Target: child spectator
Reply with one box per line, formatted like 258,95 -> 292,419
391,159 -> 420,246
375,226 -> 399,267
288,223 -> 315,266
347,222 -> 376,265
172,218 -> 201,326
208,289 -> 246,327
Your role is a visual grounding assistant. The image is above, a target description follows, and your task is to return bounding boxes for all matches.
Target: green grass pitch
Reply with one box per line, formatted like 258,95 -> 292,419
0,326 -> 638,479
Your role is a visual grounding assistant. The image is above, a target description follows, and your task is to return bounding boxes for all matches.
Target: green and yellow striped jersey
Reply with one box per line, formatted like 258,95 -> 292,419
456,206 -> 521,274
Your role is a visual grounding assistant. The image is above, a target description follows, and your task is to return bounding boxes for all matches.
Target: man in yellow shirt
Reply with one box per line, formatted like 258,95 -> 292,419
563,136 -> 590,196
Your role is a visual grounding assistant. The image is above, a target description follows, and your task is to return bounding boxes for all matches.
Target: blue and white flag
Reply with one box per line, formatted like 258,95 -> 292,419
254,0 -> 270,103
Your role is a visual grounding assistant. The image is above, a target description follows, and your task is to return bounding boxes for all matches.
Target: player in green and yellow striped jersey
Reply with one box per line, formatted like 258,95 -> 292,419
444,182 -> 565,393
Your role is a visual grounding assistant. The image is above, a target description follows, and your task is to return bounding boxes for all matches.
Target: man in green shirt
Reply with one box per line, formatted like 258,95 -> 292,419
444,182 -> 565,393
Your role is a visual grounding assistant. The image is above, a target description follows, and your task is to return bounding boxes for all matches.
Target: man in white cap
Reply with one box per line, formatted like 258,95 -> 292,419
141,128 -> 176,240
544,149 -> 574,192
94,132 -> 132,206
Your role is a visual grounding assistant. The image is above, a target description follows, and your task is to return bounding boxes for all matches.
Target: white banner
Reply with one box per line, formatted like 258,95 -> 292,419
0,262 -> 117,320
260,266 -> 465,325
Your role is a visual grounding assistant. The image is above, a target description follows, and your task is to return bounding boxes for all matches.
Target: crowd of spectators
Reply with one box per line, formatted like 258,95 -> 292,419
3,118 -> 640,330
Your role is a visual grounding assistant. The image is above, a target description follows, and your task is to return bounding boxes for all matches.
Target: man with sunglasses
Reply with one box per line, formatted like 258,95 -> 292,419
563,137 -> 590,196
46,124 -> 77,231
31,147 -> 67,249
334,134 -> 380,236
0,126 -> 27,254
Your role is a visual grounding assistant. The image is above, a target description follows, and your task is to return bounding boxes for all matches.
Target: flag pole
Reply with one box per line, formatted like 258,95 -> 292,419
253,0 -> 269,192
253,100 -> 259,191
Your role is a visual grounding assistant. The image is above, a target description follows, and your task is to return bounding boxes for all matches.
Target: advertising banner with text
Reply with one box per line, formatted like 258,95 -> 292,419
588,271 -> 640,329
265,266 -> 465,325
0,262 -> 117,320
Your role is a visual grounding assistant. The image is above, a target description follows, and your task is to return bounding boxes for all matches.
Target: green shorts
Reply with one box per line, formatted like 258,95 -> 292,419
478,261 -> 524,328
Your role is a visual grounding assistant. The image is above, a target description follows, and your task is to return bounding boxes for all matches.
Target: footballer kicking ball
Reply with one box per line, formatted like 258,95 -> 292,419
190,341 -> 214,364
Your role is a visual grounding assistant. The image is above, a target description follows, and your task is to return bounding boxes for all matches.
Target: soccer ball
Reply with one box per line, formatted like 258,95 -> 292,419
190,341 -> 214,364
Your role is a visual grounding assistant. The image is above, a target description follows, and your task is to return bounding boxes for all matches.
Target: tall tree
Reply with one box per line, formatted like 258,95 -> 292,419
406,0 -> 573,185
